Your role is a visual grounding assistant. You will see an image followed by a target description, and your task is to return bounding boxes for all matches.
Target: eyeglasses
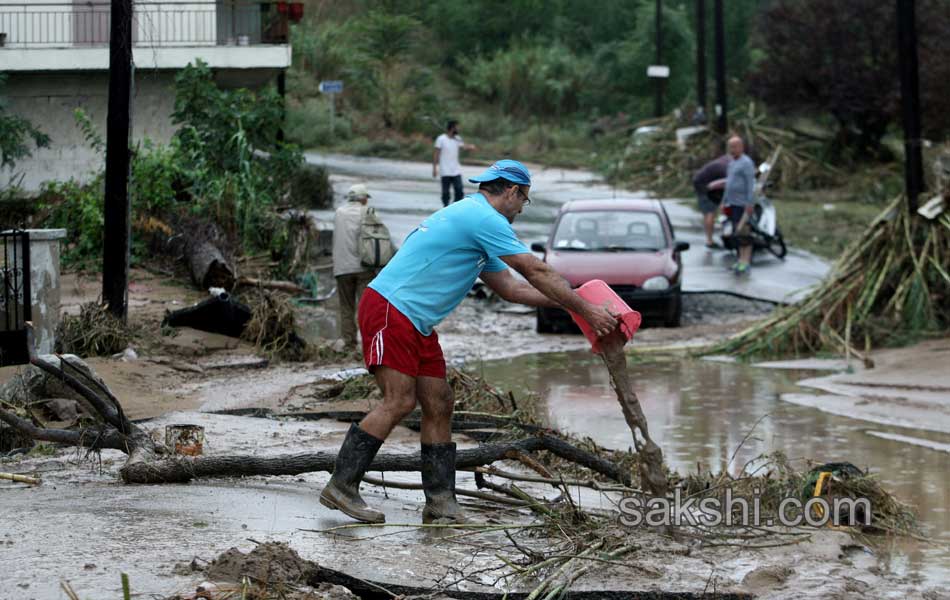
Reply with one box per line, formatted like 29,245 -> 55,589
515,186 -> 531,205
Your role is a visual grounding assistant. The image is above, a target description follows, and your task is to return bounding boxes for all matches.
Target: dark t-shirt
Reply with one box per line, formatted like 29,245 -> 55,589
692,154 -> 729,188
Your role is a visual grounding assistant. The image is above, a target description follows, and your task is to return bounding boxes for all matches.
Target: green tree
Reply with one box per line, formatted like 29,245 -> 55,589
748,0 -> 950,160
0,74 -> 50,171
348,10 -> 436,130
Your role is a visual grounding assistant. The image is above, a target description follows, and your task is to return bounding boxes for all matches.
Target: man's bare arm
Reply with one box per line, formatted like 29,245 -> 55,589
479,269 -> 558,307
432,148 -> 440,177
499,253 -> 618,337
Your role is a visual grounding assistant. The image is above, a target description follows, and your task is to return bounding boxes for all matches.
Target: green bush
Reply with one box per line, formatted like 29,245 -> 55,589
461,40 -> 594,119
287,97 -> 353,148
289,164 -> 333,209
40,176 -> 104,268
131,139 -> 182,215
40,60 -> 309,268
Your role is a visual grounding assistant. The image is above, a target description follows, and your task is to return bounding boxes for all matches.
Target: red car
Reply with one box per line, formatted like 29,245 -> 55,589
531,199 -> 690,330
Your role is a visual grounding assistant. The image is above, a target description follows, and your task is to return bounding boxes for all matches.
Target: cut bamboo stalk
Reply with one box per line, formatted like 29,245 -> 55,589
0,472 -> 40,485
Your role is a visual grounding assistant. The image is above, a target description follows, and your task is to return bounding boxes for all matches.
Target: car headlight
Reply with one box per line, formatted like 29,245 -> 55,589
642,276 -> 670,291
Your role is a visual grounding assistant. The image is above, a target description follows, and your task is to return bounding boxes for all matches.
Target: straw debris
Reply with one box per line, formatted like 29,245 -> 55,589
707,195 -> 950,361
55,302 -> 132,357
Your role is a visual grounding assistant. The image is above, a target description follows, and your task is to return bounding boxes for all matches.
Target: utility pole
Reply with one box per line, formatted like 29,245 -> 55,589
713,0 -> 727,134
654,0 -> 663,117
896,0 -> 924,213
102,0 -> 133,320
277,69 -> 286,142
696,0 -> 707,117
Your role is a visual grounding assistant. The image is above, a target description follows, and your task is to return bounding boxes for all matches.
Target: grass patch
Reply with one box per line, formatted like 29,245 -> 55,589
775,193 -> 885,260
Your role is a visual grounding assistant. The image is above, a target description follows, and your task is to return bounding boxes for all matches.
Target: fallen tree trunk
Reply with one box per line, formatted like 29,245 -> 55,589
187,240 -> 236,290
235,276 -> 306,295
117,434 -> 633,485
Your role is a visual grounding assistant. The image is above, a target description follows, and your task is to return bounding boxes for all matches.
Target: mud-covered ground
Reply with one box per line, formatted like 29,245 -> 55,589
1,268 -> 947,598
3,402 -> 943,600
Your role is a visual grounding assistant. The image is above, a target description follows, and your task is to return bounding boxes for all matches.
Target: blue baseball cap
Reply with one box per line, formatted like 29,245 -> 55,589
469,159 -> 532,186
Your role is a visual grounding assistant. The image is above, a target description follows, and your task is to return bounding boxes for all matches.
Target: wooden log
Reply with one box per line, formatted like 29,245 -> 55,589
235,276 -> 305,295
118,434 -> 632,486
187,241 -> 235,290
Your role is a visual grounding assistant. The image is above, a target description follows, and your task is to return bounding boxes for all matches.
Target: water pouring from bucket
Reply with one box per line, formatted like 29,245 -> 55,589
568,280 -> 668,497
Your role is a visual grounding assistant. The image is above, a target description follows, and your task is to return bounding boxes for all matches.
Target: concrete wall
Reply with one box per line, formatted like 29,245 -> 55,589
0,229 -> 65,355
0,70 -> 179,191
0,66 -> 284,192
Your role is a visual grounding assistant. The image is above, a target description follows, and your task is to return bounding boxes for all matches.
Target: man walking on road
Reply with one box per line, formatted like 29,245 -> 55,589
319,160 -> 618,525
333,183 -> 375,351
433,120 -> 476,206
723,136 -> 757,274
692,153 -> 729,248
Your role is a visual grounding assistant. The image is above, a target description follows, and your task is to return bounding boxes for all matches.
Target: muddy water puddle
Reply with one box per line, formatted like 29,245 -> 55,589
479,351 -> 950,586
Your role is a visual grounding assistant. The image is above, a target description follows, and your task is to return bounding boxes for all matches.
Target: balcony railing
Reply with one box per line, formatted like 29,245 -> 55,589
0,1 -> 302,49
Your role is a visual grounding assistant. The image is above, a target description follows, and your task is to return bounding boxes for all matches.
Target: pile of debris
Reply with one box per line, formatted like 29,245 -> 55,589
708,193 -> 949,362
603,103 -> 839,196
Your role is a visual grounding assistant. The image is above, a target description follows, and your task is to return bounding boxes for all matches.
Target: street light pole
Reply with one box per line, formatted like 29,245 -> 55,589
102,0 -> 133,320
896,0 -> 924,213
696,0 -> 707,117
713,0 -> 727,134
655,0 -> 663,118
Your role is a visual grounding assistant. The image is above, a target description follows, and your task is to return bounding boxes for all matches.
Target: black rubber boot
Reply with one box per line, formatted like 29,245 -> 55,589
421,442 -> 469,524
319,423 -> 386,523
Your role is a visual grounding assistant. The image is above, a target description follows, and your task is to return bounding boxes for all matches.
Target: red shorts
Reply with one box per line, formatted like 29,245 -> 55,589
358,288 -> 446,379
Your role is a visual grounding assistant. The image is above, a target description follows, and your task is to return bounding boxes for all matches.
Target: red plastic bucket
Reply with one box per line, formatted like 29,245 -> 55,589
568,280 -> 642,354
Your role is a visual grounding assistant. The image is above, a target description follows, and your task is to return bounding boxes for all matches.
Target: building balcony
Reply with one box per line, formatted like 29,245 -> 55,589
0,1 -> 296,71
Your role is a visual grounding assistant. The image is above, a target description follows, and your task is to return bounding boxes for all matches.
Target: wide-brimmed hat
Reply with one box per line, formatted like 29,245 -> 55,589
346,183 -> 371,199
468,159 -> 532,186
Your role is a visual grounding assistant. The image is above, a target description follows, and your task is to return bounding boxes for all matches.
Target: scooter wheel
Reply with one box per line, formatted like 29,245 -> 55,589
767,230 -> 787,260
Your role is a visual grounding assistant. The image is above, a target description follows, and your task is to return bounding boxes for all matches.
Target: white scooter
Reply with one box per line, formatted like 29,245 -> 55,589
708,160 -> 787,260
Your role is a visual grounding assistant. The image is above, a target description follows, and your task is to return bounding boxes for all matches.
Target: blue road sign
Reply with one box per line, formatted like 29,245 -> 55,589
319,80 -> 344,94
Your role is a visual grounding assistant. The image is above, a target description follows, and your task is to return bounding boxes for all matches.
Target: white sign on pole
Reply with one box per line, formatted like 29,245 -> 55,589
646,65 -> 670,79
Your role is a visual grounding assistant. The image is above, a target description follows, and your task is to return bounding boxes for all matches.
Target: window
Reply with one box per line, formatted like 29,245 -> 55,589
553,210 -> 667,251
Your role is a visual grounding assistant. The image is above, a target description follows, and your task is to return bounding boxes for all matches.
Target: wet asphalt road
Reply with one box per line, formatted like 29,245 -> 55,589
306,153 -> 829,304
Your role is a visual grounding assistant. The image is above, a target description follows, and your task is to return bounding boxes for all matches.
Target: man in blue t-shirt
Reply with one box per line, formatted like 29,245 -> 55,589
319,159 -> 618,526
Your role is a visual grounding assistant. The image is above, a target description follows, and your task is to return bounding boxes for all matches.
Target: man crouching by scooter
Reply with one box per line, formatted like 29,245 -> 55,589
723,136 -> 757,275
318,160 -> 618,524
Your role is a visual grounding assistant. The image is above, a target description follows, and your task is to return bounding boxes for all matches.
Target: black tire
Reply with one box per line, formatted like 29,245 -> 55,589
536,309 -> 555,334
767,228 -> 787,260
664,293 -> 682,328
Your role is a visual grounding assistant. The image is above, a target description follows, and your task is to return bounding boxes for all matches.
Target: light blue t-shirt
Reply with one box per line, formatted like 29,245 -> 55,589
369,193 -> 530,335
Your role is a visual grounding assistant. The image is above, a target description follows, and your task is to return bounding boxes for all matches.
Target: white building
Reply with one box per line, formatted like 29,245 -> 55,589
0,0 -> 295,191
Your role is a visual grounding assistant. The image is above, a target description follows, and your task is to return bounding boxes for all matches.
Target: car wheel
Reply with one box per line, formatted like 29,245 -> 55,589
664,293 -> 682,328
537,308 -> 555,334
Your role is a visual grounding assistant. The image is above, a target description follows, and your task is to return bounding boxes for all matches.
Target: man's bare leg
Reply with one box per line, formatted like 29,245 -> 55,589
360,367 -> 418,439
739,243 -> 753,267
704,213 -> 716,245
417,376 -> 453,443
319,367 -> 417,523
417,376 -> 466,523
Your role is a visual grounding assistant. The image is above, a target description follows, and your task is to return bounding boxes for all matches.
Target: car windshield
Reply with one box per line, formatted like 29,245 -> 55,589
552,210 -> 667,251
